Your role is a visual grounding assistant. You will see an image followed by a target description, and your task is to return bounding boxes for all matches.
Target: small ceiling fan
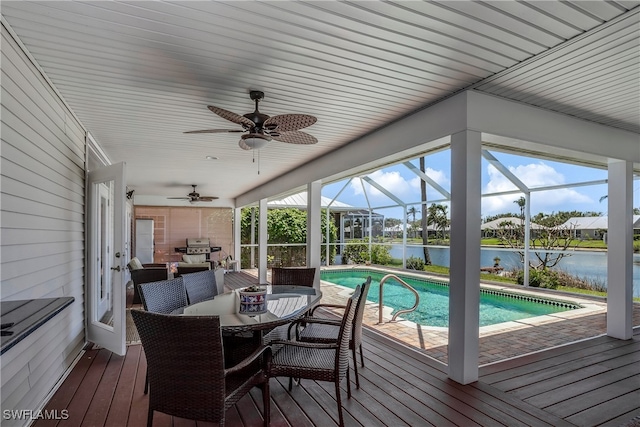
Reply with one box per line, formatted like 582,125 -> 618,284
167,185 -> 218,203
185,91 -> 317,150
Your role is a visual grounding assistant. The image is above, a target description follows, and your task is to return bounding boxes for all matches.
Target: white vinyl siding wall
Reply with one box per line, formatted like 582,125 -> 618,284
1,24 -> 86,425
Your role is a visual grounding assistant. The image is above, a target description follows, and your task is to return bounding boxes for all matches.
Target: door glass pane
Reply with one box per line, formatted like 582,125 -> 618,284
94,180 -> 114,329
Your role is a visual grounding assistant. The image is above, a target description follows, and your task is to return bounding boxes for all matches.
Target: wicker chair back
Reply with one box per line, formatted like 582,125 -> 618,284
182,269 -> 218,304
271,267 -> 316,287
138,277 -> 187,314
130,268 -> 168,305
335,284 -> 361,378
351,276 -> 372,352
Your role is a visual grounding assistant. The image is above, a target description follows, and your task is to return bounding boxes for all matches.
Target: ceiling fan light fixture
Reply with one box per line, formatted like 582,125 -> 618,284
241,133 -> 270,150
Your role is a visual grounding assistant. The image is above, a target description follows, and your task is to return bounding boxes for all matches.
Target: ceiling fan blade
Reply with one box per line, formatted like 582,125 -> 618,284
184,129 -> 244,134
272,130 -> 318,145
197,196 -> 219,201
264,114 -> 317,132
208,105 -> 255,128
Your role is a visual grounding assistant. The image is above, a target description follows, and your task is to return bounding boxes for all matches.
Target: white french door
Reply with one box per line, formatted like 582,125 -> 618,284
87,161 -> 127,356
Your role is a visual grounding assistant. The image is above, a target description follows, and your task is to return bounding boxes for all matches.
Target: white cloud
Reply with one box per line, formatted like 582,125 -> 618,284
350,170 -> 408,200
350,168 -> 449,203
482,162 -> 593,215
405,168 -> 451,202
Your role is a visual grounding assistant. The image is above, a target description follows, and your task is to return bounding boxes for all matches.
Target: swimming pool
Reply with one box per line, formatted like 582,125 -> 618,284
320,268 -> 581,327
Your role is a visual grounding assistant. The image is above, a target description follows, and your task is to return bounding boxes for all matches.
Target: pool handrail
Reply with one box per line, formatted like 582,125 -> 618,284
378,274 -> 420,324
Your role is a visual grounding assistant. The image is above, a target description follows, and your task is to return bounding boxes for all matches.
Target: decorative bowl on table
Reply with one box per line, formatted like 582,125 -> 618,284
238,285 -> 268,315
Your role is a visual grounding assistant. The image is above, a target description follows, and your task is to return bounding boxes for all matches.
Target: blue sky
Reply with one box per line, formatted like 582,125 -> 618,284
322,149 -> 639,221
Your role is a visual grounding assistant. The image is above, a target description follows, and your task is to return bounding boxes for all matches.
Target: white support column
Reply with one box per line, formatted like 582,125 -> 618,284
325,208 -> 331,266
448,130 -> 481,384
258,198 -> 268,284
524,192 -> 531,286
340,214 -> 345,261
233,207 -> 241,266
402,208 -> 408,269
307,181 -> 322,289
607,160 -> 633,339
250,207 -> 256,268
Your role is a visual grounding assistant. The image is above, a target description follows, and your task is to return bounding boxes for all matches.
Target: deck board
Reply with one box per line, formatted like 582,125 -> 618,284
480,337 -> 635,385
567,391 -> 640,427
36,273 -> 640,427
83,351 -> 126,427
489,340 -> 640,391
544,375 -> 640,418
363,333 -> 543,427
524,364 -> 640,408
479,329 -> 640,427
104,344 -> 140,427
59,349 -> 111,427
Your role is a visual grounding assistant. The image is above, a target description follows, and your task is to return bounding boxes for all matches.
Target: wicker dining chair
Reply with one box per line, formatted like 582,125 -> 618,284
128,262 -> 169,305
182,269 -> 218,305
268,285 -> 361,427
175,263 -> 211,277
131,310 -> 271,427
271,267 -> 316,287
137,277 -> 188,394
295,276 -> 372,389
137,277 -> 188,315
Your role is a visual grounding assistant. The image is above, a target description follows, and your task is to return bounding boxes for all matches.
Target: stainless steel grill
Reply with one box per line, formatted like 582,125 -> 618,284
186,238 -> 211,254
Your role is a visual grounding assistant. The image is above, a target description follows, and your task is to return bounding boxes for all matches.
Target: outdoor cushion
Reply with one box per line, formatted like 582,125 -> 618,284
182,254 -> 207,263
128,257 -> 143,270
177,262 -> 210,269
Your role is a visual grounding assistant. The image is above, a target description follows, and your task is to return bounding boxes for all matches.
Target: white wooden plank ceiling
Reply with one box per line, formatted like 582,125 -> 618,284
2,1 -> 638,202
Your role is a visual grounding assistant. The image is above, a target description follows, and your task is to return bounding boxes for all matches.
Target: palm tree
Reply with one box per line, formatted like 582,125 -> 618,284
427,203 -> 449,240
407,206 -> 418,238
407,206 -> 417,223
514,196 -> 526,221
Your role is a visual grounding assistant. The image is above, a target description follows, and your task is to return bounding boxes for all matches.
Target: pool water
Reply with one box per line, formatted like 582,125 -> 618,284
320,269 -> 580,327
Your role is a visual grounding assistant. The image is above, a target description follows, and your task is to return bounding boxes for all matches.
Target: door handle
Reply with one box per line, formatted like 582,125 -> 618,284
111,266 -> 121,272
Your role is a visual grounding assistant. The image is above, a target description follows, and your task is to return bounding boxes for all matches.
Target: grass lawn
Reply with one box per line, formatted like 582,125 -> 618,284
385,237 -> 611,250
417,264 -> 640,302
423,265 -> 516,284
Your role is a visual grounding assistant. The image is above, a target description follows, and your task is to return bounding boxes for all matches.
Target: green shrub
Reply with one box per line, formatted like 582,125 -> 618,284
515,269 -> 560,289
371,244 -> 392,265
555,271 -> 606,292
342,241 -> 392,265
342,241 -> 369,264
406,255 -> 425,271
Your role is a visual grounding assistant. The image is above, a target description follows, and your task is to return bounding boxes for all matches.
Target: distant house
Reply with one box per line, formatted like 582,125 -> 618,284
561,216 -> 640,239
383,223 -> 447,239
480,217 -> 543,238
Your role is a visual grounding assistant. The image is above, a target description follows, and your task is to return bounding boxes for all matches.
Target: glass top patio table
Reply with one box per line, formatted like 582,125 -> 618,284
177,286 -> 322,334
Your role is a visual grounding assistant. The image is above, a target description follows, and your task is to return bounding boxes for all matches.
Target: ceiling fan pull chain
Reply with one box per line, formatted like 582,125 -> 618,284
251,148 -> 260,175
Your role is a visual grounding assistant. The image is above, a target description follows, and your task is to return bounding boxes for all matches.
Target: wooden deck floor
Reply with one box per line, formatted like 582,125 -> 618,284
35,272 -> 640,427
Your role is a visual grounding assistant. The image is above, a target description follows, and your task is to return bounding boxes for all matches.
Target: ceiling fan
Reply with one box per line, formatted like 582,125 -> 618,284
185,91 -> 317,150
167,185 -> 218,203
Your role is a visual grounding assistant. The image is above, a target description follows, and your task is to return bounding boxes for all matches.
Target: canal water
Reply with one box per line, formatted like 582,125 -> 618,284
387,245 -> 640,297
